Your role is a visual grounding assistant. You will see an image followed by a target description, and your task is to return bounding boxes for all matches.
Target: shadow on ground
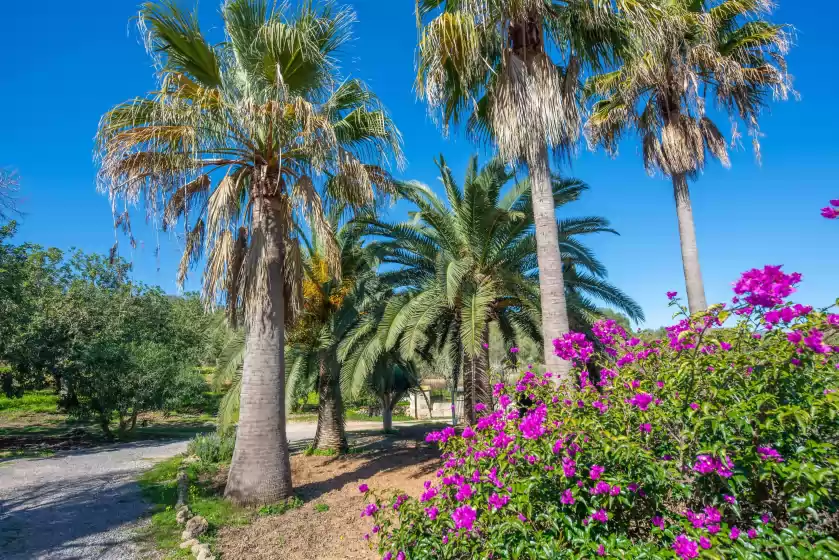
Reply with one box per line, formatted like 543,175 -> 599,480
0,474 -> 147,560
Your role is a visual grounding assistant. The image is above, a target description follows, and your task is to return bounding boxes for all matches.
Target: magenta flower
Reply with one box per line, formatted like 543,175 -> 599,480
831,199 -> 839,206
509,347 -> 519,354
610,485 -> 621,496
667,291 -> 678,300
699,536 -> 712,550
639,423 -> 652,433
517,513 -> 527,522
747,528 -> 758,539
630,392 -> 654,411
359,484 -> 369,493
482,343 -> 489,349
455,483 -> 473,502
822,207 -> 839,219
518,404 -> 547,440
420,487 -> 438,502
591,509 -> 609,523
396,552 -> 405,560
757,446 -> 784,463
652,516 -> 665,529
597,544 -> 606,556
383,553 -> 392,560
828,315 -> 839,327
704,506 -> 721,524
424,506 -> 439,520
724,494 -> 737,504
733,265 -> 801,307
451,505 -> 477,531
462,426 -> 475,439
562,457 -> 576,478
730,527 -> 741,540
590,465 -> 605,480
362,503 -> 378,517
788,331 -> 803,344
592,481 -> 611,495
488,493 -> 510,512
561,489 -> 575,505
673,535 -> 699,559
761,513 -> 771,524
689,402 -> 699,411
474,403 -> 487,412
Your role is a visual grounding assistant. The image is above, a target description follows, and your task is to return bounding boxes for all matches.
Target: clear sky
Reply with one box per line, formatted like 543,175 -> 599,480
1,1 -> 836,328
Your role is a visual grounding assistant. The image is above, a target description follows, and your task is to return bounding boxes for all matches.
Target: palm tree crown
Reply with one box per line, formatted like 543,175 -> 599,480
344,155 -> 642,421
585,0 -> 792,312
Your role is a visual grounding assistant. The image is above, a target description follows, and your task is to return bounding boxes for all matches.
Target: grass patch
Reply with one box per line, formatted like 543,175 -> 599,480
303,445 -> 365,456
345,410 -> 413,423
0,448 -> 55,460
257,496 -> 303,517
0,390 -> 61,415
138,457 -> 250,558
313,503 -> 330,513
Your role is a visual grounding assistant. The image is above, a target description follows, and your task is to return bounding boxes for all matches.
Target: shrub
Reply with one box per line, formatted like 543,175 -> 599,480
362,266 -> 839,559
188,431 -> 235,464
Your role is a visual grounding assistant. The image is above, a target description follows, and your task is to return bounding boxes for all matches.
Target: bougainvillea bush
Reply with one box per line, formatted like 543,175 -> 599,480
362,267 -> 839,559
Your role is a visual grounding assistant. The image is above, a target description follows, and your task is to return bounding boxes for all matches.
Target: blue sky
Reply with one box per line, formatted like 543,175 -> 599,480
1,0 -> 837,328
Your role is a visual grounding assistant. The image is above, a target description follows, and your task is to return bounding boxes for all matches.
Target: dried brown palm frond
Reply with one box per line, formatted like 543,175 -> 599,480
585,0 -> 793,176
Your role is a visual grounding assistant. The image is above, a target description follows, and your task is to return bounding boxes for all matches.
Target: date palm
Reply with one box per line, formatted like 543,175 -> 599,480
415,0 -> 617,378
95,0 -> 401,504
343,155 -> 643,422
585,0 -> 793,313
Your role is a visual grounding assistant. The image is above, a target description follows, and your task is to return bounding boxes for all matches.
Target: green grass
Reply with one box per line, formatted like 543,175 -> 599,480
138,457 -> 251,558
0,390 -> 61,414
313,503 -> 330,513
345,410 -> 414,423
0,448 -> 55,460
257,496 -> 303,516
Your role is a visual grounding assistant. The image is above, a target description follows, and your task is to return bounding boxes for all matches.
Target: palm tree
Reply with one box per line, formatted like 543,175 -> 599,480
415,1 -> 617,378
345,155 -> 643,422
285,213 -> 380,452
95,0 -> 401,505
585,0 -> 793,313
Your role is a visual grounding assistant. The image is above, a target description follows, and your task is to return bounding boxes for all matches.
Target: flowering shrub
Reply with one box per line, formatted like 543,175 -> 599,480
361,267 -> 839,559
821,199 -> 839,219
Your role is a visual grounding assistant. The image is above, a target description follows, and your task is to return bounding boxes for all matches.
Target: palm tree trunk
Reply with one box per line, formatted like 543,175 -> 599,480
225,194 -> 293,506
462,327 -> 490,424
528,143 -> 571,380
381,393 -> 392,432
672,174 -> 707,314
313,355 -> 347,453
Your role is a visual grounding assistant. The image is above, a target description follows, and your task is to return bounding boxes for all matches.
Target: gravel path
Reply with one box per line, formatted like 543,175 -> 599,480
0,423 -> 324,560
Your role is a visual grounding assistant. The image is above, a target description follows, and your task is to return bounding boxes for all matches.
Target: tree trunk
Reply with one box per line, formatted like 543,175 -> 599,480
313,355 -> 347,453
672,174 -> 707,314
381,394 -> 393,432
225,194 -> 293,506
462,327 -> 490,424
528,143 -> 571,379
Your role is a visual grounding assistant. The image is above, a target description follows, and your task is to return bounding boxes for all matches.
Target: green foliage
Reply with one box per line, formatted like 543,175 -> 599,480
314,503 -> 330,513
365,294 -> 839,558
257,497 -> 304,517
188,432 -> 236,464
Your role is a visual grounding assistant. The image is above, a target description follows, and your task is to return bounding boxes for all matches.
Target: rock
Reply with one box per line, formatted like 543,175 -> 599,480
191,542 -> 208,555
182,455 -> 200,465
176,505 -> 191,525
179,539 -> 198,549
182,515 -> 208,539
196,549 -> 215,560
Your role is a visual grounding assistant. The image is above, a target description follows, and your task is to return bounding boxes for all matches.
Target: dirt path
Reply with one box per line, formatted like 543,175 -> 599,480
0,423 -> 333,559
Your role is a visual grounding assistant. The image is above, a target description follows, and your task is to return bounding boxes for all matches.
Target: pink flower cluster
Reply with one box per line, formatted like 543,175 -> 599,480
451,505 -> 477,530
821,199 -> 839,219
693,455 -> 733,478
733,265 -> 801,308
553,332 -> 595,363
764,304 -> 812,325
757,446 -> 784,463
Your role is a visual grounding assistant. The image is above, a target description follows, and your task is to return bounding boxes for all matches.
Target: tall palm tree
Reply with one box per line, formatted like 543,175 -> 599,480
585,0 -> 792,313
95,0 -> 401,505
415,0 -> 617,378
344,155 -> 643,422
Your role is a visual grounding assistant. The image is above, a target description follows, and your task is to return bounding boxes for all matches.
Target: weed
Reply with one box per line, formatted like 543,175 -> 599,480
257,496 -> 303,516
314,503 -> 330,513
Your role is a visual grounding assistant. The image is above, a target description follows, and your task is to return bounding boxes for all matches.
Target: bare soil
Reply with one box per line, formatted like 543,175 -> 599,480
217,426 -> 441,560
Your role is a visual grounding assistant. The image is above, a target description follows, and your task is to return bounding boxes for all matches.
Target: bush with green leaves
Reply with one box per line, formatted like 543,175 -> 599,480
362,266 -> 839,559
188,432 -> 236,464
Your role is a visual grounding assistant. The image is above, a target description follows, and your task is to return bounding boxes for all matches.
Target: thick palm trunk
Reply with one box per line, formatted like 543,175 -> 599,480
528,143 -> 571,380
225,195 -> 292,506
313,356 -> 347,453
672,174 -> 707,314
381,393 -> 393,432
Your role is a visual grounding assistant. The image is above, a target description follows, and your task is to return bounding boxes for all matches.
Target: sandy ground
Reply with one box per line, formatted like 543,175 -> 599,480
218,426 -> 441,560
